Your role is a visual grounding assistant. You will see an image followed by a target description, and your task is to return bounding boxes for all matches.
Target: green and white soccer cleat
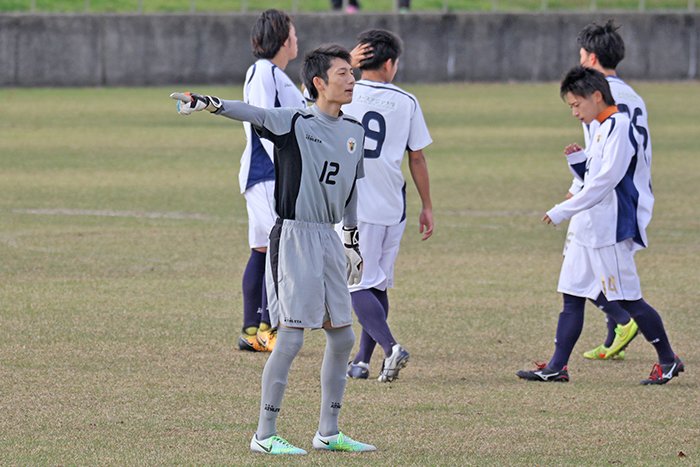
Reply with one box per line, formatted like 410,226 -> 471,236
250,434 -> 307,455
313,431 -> 377,452
583,344 -> 625,360
605,319 -> 638,359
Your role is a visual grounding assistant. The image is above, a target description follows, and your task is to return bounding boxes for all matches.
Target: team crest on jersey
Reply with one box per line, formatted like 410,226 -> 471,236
347,137 -> 357,154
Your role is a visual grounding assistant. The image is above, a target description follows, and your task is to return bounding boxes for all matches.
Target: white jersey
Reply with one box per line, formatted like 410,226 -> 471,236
341,80 -> 432,226
548,107 -> 653,250
570,75 -> 651,194
239,59 -> 306,194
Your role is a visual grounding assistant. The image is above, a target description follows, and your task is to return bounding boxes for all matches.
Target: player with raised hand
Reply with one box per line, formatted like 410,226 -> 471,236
173,44 -> 375,454
568,20 -> 652,361
517,66 -> 684,385
340,29 -> 433,383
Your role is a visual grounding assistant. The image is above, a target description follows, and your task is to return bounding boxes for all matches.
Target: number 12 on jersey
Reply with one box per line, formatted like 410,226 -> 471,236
319,161 -> 340,185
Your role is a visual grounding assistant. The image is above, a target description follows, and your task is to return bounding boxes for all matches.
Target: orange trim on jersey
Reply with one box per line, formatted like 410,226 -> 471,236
596,105 -> 619,123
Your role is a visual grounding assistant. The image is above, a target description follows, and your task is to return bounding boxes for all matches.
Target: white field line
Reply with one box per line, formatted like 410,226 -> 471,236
442,210 -> 541,217
12,208 -> 540,220
12,208 -> 221,220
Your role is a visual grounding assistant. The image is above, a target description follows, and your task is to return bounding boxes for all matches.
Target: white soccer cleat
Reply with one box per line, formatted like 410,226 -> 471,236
378,344 -> 409,382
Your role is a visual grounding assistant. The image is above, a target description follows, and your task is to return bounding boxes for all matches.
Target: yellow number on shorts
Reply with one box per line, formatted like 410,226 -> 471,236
602,276 -> 618,295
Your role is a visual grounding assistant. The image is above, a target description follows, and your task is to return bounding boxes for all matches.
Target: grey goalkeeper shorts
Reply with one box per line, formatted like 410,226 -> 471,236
266,218 -> 353,329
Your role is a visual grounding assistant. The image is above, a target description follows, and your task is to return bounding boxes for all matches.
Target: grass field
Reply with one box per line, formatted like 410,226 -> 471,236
2,82 -> 699,466
1,0 -> 695,13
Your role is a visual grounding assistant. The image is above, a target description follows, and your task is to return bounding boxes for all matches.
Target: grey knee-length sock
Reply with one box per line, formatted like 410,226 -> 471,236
256,327 -> 304,440
318,326 -> 355,437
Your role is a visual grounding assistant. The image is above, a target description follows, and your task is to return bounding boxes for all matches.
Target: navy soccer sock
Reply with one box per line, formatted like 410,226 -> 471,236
549,294 -> 586,372
351,289 -> 395,359
370,288 -> 390,313
353,288 -> 390,364
260,278 -> 271,327
589,293 -> 631,347
618,299 -> 675,364
353,329 -> 377,365
242,249 -> 266,331
604,316 -> 618,348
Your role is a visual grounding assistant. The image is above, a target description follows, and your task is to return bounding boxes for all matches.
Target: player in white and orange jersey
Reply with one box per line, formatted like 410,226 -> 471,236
567,20 -> 653,361
517,66 -> 683,385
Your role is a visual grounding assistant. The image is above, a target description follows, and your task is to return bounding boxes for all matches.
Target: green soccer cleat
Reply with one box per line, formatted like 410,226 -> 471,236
583,344 -> 625,360
313,431 -> 377,452
605,319 -> 638,359
250,434 -> 307,455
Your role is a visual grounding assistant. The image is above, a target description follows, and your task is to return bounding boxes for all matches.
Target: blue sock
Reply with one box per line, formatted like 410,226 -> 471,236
351,289 -> 395,359
604,316 -> 617,348
619,299 -> 675,364
353,289 -> 390,364
549,294 -> 586,372
242,249 -> 266,331
589,293 -> 631,347
370,288 -> 389,313
260,277 -> 271,327
354,329 -> 377,365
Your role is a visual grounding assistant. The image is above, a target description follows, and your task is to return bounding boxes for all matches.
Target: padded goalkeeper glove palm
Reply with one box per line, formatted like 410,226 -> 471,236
343,227 -> 363,286
170,92 -> 222,115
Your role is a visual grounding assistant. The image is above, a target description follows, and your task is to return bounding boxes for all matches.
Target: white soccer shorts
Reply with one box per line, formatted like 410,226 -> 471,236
336,220 -> 406,293
354,220 -> 406,293
243,180 -> 277,249
558,238 -> 642,301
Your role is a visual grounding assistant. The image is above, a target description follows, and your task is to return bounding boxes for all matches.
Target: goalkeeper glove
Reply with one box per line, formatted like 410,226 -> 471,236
342,226 -> 363,286
171,92 -> 222,115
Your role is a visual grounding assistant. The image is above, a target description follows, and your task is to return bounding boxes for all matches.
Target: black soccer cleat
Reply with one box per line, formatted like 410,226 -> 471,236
640,355 -> 685,385
517,362 -> 569,382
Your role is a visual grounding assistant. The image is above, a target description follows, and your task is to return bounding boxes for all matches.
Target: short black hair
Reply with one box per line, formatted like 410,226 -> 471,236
560,65 -> 615,106
250,9 -> 292,59
577,19 -> 625,70
356,29 -> 403,70
301,44 -> 352,100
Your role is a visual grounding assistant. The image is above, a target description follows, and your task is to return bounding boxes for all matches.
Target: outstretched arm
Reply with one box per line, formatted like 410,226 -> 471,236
408,149 -> 434,241
217,100 -> 265,127
170,93 -> 265,126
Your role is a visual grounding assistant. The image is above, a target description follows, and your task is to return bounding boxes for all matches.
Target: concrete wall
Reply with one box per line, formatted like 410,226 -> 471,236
1,11 -> 698,86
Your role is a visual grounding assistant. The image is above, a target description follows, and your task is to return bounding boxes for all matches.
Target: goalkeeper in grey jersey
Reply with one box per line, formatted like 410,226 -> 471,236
171,45 -> 375,455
